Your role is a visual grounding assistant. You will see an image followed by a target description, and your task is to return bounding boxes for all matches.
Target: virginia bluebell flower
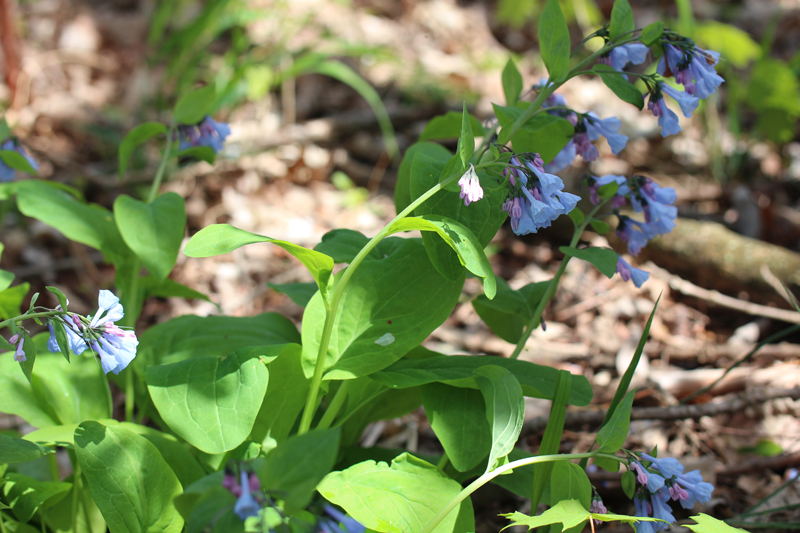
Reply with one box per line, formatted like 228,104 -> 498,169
658,42 -> 724,99
589,494 -> 607,525
8,333 -> 26,362
318,505 -> 366,533
616,217 -> 649,256
587,174 -> 629,207
671,470 -> 714,509
646,91 -> 682,137
233,471 -> 260,520
584,113 -> 629,156
502,153 -> 580,235
544,141 -> 576,173
633,495 -> 658,533
573,132 -> 599,162
629,176 -> 678,237
0,139 -> 38,182
616,257 -> 649,288
177,116 -> 231,154
598,43 -> 649,79
46,290 -> 138,374
640,453 -> 684,479
458,164 -> 483,206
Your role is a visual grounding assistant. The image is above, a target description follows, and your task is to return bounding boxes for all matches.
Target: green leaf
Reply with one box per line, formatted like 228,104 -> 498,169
592,65 -> 644,110
472,279 -> 531,344
176,146 -> 216,164
18,335 -> 36,383
251,344 -> 309,444
75,421 -> 184,533
609,0 -> 634,41
0,151 -> 36,174
504,499 -> 667,530
2,473 -> 71,523
45,286 -> 68,312
589,220 -> 610,234
174,85 -> 216,125
0,341 -> 57,428
0,434 -> 53,463
314,229 -> 376,263
695,21 -> 759,68
254,428 -> 340,513
568,208 -> 584,226
746,60 -> 800,115
268,282 -> 318,307
140,276 -> 211,302
685,514 -> 750,533
0,269 -> 14,292
457,103 -> 474,168
550,462 -> 592,511
185,224 -> 334,301
474,365 -> 524,472
539,0 -> 571,83
595,388 -> 635,454
318,453 -> 466,533
146,350 -> 270,454
532,370 -> 571,511
492,105 -> 574,163
118,122 -> 167,178
184,487 -> 240,533
134,313 -> 300,371
16,181 -> 133,264
598,180 -> 619,199
502,58 -> 524,105
0,115 -> 10,140
0,283 -> 29,320
301,238 -> 464,380
395,143 -> 453,214
419,113 -> 485,142
114,192 -> 186,280
559,246 -> 618,278
371,354 -> 593,406
421,383 -> 491,472
387,215 -> 496,299
640,22 -> 664,47
621,470 -> 635,499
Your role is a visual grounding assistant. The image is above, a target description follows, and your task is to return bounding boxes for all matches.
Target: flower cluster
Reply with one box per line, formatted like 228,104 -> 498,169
46,290 -> 138,375
458,164 -> 483,206
0,138 -> 38,182
176,115 -> 231,154
587,174 -> 677,287
630,453 -> 714,533
223,468 -> 262,521
598,42 -> 649,78
500,152 -> 580,235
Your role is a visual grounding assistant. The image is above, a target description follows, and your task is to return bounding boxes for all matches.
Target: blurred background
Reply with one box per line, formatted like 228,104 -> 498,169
1,0 -> 800,530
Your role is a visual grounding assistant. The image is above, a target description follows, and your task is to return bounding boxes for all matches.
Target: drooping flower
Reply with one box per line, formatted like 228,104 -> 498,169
658,42 -> 724,99
318,505 -> 366,533
544,140 -> 576,173
9,333 -> 26,362
647,92 -> 682,137
233,471 -> 260,520
598,43 -> 649,74
458,164 -> 483,206
630,176 -> 678,238
584,113 -> 629,156
0,139 -> 38,182
640,453 -> 685,479
633,495 -> 658,533
177,116 -> 231,154
616,256 -> 649,288
573,132 -> 599,162
502,153 -> 580,236
651,488 -> 676,530
617,217 -> 650,256
672,470 -> 714,509
661,84 -> 700,118
589,494 -> 607,525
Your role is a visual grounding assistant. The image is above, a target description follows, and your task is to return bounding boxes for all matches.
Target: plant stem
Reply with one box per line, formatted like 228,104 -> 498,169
297,162 -> 493,435
437,453 -> 450,471
510,202 -> 606,360
316,381 -> 350,430
420,452 -> 625,533
71,462 -> 81,533
125,371 -> 135,423
147,124 -> 175,204
0,311 -> 63,330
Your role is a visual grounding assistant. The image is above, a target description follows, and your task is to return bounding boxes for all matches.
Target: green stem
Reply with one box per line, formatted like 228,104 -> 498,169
316,381 -> 350,430
147,124 -> 175,204
0,311 -> 63,330
297,162 -> 493,434
509,202 -> 606,360
437,453 -> 450,471
71,463 -> 81,533
420,452 -> 625,533
47,453 -> 59,481
125,371 -> 135,423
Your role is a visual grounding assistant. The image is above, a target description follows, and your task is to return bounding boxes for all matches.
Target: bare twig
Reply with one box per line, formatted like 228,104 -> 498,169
521,387 -> 800,435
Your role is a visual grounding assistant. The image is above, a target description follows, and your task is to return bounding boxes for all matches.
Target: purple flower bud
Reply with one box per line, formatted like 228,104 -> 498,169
177,116 -> 231,154
11,333 -> 26,362
573,132 -> 599,162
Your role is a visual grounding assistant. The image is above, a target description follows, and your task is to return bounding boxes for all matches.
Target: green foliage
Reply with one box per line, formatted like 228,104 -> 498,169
745,59 -> 800,143
538,0 -> 571,83
686,515 -> 751,533
2,473 -> 71,523
492,105 -> 574,163
504,499 -> 666,530
174,85 -> 217,125
474,365 -> 525,472
640,22 -> 664,47
695,22 -> 760,68
318,453 -> 468,533
0,434 -> 53,464
418,113 -> 486,143
0,151 -> 36,174
559,246 -> 618,278
532,370 -> 571,511
592,65 -> 644,110
457,104 -> 475,169
502,58 -> 524,106
268,282 -> 318,307
118,122 -> 168,178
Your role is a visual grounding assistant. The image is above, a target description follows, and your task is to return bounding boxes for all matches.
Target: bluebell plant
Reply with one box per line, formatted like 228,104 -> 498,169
0,137 -> 38,181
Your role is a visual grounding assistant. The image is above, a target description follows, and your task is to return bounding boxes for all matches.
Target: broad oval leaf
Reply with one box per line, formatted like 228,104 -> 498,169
492,104 -> 575,163
394,142 -> 452,214
550,462 -> 592,515
370,354 -> 593,406
609,0 -> 634,41
118,122 -> 167,178
0,342 -> 58,428
559,246 -> 618,278
0,434 -> 53,464
114,192 -> 186,281
146,351 -> 270,454
184,224 -> 334,300
0,151 -> 36,174
421,383 -> 491,472
474,365 -> 525,472
641,22 -> 664,47
502,58 -> 524,105
318,453 -> 466,533
418,113 -> 485,142
75,421 -> 184,533
592,65 -> 644,110
301,238 -> 463,381
2,473 -> 70,523
174,85 -> 216,125
539,0 -> 571,83
387,215 -> 496,299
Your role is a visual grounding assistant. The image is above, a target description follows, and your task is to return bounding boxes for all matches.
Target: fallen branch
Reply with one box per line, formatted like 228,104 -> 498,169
521,387 -> 800,435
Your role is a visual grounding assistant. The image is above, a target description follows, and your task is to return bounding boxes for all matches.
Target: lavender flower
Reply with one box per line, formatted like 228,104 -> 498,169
589,495 -> 607,525
458,164 -> 483,206
233,471 -> 260,520
177,116 -> 231,154
616,257 -> 649,288
544,140 -> 576,173
616,217 -> 649,256
573,132 -> 598,162
647,93 -> 682,137
672,470 -> 714,509
661,85 -> 700,118
9,333 -> 26,362
598,43 -> 649,74
640,453 -> 684,479
584,113 -> 629,156
658,43 -> 724,99
0,139 -> 38,182
633,496 -> 658,533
